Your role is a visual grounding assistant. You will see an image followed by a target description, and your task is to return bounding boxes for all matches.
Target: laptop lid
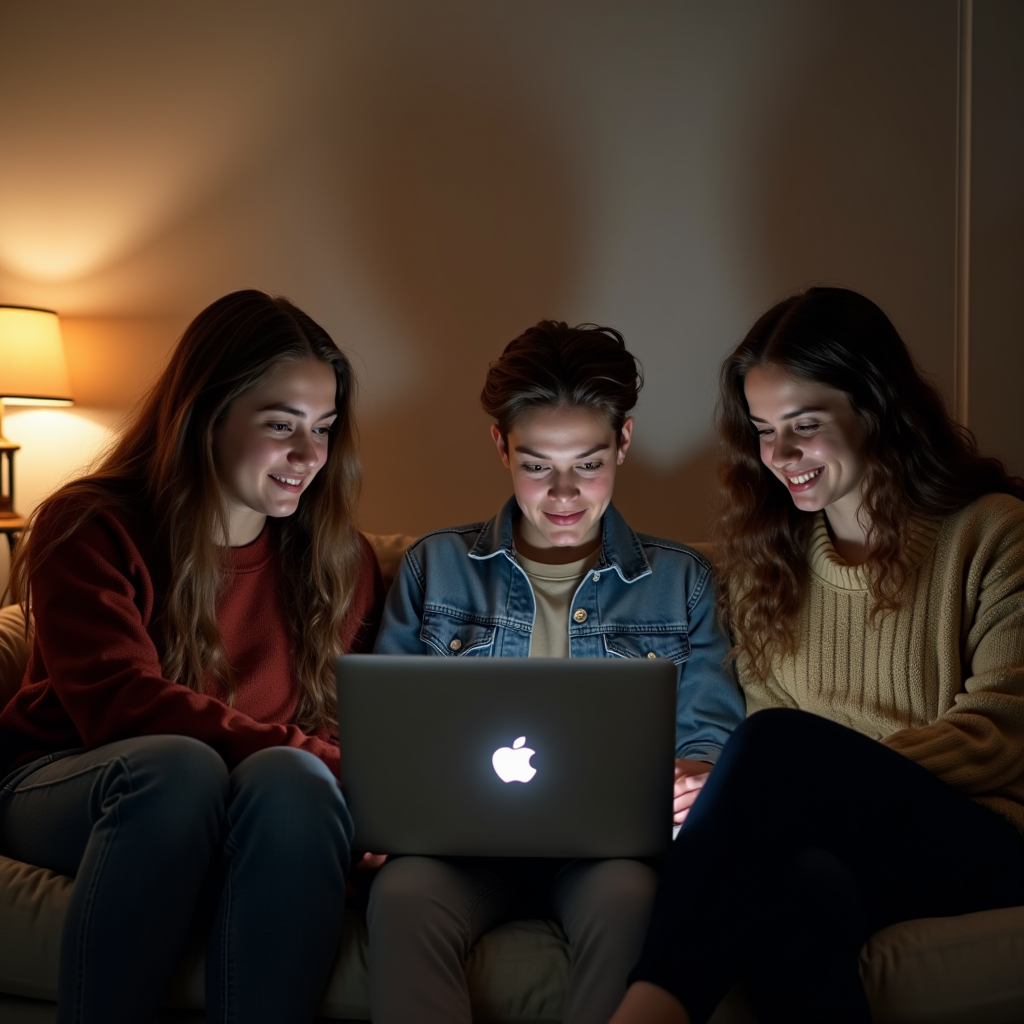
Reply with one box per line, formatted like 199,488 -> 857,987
336,655 -> 676,858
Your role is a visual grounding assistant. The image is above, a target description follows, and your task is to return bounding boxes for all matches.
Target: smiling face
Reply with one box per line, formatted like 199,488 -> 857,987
744,363 -> 869,534
213,358 -> 338,546
493,404 -> 632,564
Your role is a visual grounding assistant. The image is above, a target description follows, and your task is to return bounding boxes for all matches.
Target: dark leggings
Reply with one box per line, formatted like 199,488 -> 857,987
630,708 -> 1024,1024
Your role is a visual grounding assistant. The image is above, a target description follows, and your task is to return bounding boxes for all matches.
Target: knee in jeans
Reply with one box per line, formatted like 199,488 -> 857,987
96,735 -> 229,841
114,734 -> 227,806
368,858 -> 469,938
564,860 -> 657,924
230,747 -> 353,851
371,857 -> 442,909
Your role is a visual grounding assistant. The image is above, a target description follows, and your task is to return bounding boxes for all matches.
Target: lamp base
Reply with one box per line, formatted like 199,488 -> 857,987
0,435 -> 20,520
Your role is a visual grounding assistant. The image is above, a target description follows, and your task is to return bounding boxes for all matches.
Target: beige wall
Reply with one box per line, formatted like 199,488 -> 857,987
0,1 -> 1018,594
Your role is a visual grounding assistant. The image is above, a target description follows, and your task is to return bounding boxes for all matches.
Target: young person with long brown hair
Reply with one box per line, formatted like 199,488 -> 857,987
0,290 -> 384,1024
609,287 -> 1024,1024
369,320 -> 744,1024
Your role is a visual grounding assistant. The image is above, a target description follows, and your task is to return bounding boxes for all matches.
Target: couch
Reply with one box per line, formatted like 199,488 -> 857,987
2,533 -> 1024,1023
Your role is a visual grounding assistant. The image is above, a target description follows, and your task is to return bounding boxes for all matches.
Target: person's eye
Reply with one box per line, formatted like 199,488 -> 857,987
578,461 -> 603,471
313,424 -> 333,437
795,422 -> 820,433
755,427 -> 774,439
268,422 -> 291,433
522,463 -> 547,473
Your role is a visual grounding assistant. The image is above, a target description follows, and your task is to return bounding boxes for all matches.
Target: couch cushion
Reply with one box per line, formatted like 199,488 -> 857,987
365,533 -> 418,591
0,854 -> 570,1022
0,604 -> 31,711
860,906 -> 1024,1024
466,917 -> 568,1023
6,842 -> 1024,1024
0,857 -> 69,1001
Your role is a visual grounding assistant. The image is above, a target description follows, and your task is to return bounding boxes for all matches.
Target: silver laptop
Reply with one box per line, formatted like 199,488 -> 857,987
335,655 -> 676,858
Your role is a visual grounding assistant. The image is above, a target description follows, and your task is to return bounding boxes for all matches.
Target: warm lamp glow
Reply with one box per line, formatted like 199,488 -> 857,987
0,306 -> 73,405
0,305 -> 74,520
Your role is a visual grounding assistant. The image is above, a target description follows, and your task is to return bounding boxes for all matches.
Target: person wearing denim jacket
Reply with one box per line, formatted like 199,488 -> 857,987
377,495 -> 743,762
365,320 -> 744,1024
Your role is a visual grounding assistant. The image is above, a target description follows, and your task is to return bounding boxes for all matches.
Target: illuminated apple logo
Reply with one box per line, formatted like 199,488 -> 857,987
491,736 -> 537,783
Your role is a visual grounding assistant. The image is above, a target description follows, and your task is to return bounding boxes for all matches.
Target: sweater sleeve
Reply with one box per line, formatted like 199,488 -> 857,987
881,500 -> 1024,796
29,510 -> 342,773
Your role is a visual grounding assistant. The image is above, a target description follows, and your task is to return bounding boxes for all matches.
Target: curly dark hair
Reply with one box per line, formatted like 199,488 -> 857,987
714,286 -> 1024,678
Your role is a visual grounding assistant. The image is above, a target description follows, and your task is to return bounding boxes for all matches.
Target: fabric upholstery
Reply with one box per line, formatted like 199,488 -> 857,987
3,534 -> 1024,1021
0,853 -> 569,1021
0,604 -> 30,710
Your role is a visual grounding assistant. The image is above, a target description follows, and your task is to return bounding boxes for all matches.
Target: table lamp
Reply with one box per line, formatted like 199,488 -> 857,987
0,306 -> 74,520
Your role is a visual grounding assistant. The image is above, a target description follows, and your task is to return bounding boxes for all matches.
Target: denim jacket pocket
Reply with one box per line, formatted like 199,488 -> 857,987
420,608 -> 497,656
602,630 -> 691,664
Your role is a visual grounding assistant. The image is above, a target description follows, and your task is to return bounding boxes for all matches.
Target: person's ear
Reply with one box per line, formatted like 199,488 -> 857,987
616,416 -> 634,464
491,424 -> 512,469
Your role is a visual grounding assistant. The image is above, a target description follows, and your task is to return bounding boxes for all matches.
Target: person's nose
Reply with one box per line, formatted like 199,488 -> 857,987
770,430 -> 800,468
288,431 -> 320,469
548,470 -> 580,501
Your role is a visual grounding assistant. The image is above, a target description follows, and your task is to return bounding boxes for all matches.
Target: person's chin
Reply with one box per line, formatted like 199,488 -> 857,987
266,497 -> 302,518
790,492 -> 827,513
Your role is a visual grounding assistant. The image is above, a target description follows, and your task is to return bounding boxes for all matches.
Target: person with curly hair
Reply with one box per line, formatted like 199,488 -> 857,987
610,287 -> 1024,1024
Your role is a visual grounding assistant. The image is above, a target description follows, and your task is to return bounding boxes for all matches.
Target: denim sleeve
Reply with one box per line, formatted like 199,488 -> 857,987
675,567 -> 745,761
373,547 -> 430,655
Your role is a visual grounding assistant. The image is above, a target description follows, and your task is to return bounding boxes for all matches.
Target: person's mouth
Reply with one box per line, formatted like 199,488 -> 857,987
785,467 -> 824,492
544,510 -> 585,526
269,473 -> 306,493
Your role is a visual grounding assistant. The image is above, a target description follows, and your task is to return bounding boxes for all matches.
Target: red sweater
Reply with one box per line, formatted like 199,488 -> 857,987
0,505 -> 385,780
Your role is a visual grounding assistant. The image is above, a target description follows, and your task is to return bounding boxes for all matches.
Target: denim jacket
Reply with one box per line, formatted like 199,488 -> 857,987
374,497 -> 745,761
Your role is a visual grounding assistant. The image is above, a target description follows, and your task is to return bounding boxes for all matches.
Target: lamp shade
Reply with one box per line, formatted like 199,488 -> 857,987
0,306 -> 73,405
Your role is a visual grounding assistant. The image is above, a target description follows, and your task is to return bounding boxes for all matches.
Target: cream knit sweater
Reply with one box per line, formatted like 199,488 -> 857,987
738,492 -> 1024,833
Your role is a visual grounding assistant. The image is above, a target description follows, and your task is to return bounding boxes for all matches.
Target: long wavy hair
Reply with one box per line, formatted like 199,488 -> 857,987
715,286 -> 1024,678
11,289 -> 364,731
480,320 -> 643,440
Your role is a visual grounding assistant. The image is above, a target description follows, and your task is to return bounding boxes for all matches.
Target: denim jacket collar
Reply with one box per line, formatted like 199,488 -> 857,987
467,495 -> 652,584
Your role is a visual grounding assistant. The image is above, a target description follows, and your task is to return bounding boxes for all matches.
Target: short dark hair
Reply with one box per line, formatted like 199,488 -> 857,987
480,320 -> 643,442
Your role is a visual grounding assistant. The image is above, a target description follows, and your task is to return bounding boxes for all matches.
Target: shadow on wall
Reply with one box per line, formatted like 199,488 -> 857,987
605,0 -> 960,543
337,53 -> 586,534
0,3 -> 967,543
328,16 -> 740,543
735,0 -> 958,397
613,442 -> 720,546
345,1 -> 962,541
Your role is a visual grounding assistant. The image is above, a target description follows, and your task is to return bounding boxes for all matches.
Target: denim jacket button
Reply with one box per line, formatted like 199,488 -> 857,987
591,572 -> 601,582
449,638 -> 463,651
647,651 -> 657,659
572,608 -> 588,623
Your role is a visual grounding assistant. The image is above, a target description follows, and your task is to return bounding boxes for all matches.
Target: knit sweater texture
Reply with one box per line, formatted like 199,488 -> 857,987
739,492 -> 1024,833
0,502 -> 385,780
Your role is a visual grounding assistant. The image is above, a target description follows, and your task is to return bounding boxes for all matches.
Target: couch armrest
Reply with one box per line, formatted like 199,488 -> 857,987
0,604 -> 31,710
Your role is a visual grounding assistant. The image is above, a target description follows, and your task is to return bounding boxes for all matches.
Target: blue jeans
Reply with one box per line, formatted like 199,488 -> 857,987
0,736 -> 353,1024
